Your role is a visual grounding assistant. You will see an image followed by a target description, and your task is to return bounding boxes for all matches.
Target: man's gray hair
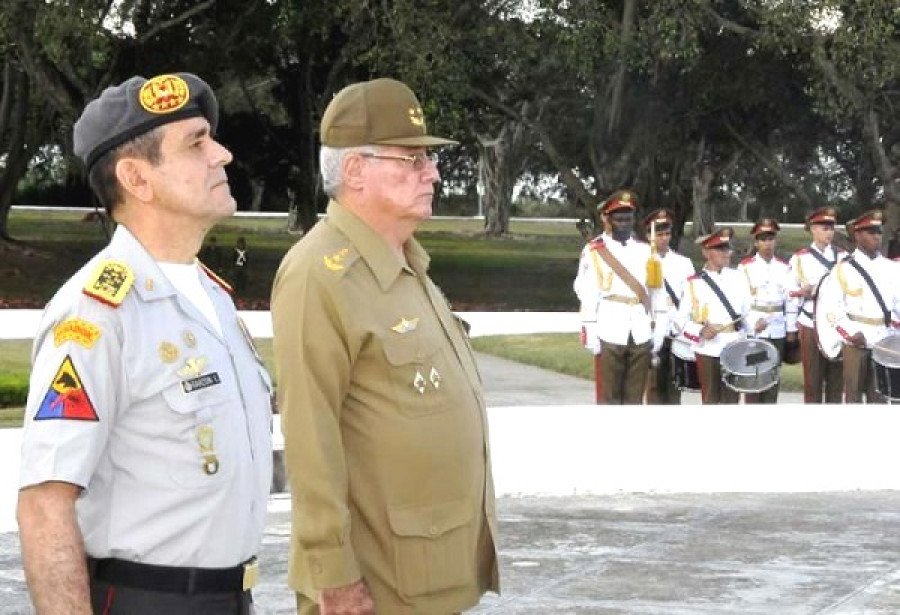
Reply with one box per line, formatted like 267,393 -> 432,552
320,145 -> 380,198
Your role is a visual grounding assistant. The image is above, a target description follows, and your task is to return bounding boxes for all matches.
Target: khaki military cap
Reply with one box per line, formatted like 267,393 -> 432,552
320,78 -> 457,148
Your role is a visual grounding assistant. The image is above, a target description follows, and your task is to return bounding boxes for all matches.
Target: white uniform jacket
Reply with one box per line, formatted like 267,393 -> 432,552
787,244 -> 846,329
675,267 -> 752,358
19,226 -> 273,568
573,234 -> 652,346
815,250 -> 900,349
652,250 -> 695,354
737,253 -> 796,339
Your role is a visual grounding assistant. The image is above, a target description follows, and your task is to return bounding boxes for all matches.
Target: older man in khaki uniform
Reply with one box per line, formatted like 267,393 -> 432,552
271,78 -> 499,614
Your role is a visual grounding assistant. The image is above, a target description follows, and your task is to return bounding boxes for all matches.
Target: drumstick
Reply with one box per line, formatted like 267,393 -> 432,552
709,315 -> 745,334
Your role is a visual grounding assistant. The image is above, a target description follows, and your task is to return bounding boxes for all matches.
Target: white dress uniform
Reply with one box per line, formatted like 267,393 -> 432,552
816,249 -> 900,349
675,267 -> 752,358
654,249 -> 696,356
574,238 -> 603,355
788,244 -> 846,329
738,253 -> 796,339
573,233 -> 653,347
19,225 -> 273,568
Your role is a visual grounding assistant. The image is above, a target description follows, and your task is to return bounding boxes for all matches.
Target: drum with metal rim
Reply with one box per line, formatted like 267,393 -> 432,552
720,338 -> 780,393
814,272 -> 843,360
872,334 -> 900,402
670,337 -> 699,391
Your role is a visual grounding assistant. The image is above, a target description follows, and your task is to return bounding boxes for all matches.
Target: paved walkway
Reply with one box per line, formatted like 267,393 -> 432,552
0,355 -> 877,614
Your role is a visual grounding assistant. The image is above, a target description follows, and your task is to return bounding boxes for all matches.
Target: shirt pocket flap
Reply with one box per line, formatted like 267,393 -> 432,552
162,378 -> 228,415
382,334 -> 440,367
388,499 -> 475,538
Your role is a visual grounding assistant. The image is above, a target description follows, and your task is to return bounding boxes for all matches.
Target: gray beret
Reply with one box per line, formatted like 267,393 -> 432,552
73,72 -> 218,172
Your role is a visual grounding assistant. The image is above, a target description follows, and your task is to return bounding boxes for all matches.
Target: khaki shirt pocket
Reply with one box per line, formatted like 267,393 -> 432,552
381,333 -> 448,417
162,382 -> 234,488
387,499 -> 477,599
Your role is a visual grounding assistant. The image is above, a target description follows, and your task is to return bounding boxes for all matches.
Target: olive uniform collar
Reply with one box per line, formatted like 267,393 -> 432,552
326,200 -> 431,291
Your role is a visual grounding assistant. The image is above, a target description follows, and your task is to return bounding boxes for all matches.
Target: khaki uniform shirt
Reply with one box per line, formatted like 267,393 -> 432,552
19,226 -> 273,567
271,201 -> 499,614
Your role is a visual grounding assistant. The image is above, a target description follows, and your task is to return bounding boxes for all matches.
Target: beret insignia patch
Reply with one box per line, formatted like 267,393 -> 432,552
54,319 -> 101,349
139,74 -> 190,115
83,259 -> 135,307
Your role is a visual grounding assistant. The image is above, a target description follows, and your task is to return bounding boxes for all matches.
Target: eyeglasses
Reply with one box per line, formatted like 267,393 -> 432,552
359,152 -> 438,171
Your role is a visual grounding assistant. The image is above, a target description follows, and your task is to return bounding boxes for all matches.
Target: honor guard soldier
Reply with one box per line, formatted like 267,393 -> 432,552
674,228 -> 752,404
574,190 -> 654,404
271,78 -> 499,614
642,208 -> 695,404
787,207 -> 846,402
816,210 -> 900,402
737,218 -> 796,403
16,74 -> 273,615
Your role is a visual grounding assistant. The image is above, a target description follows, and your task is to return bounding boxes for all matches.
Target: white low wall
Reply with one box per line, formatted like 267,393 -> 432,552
4,404 -> 900,532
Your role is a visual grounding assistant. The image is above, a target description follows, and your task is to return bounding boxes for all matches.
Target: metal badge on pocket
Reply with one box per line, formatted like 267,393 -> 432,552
196,425 -> 220,475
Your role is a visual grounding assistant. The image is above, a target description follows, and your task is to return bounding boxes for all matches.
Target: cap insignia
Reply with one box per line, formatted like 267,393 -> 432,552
392,317 -> 419,334
408,106 -> 425,127
139,74 -> 190,115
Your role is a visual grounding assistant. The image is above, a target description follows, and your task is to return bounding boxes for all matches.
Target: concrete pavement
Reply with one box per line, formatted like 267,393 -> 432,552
0,354 -> 887,614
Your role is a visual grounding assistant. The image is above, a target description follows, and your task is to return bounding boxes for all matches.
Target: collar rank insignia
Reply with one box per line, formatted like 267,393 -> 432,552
392,317 -> 419,334
83,260 -> 135,307
34,355 -> 99,421
324,247 -> 350,272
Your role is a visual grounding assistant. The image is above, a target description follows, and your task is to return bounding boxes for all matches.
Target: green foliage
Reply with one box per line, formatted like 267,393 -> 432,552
0,372 -> 28,409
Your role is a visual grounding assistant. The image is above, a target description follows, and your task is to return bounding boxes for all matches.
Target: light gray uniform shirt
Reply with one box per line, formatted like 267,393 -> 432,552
19,225 -> 273,568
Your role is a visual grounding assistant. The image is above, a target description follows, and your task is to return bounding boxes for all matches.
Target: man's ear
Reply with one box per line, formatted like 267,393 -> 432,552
114,157 -> 154,203
342,152 -> 367,191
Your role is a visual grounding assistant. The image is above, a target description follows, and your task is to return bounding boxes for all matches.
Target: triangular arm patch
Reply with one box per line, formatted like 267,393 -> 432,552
34,355 -> 99,421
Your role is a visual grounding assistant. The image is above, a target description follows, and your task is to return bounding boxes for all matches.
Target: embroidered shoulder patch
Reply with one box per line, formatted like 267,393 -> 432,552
34,355 -> 99,421
54,319 -> 101,348
83,260 -> 134,307
198,261 -> 233,294
323,247 -> 350,272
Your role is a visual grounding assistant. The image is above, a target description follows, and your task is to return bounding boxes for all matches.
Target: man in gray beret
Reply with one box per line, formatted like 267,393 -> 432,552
17,73 -> 273,615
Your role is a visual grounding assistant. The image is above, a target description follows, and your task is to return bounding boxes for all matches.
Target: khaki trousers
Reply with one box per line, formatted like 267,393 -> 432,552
843,344 -> 885,403
599,338 -> 650,404
695,354 -> 740,404
645,338 -> 680,405
798,324 -> 843,403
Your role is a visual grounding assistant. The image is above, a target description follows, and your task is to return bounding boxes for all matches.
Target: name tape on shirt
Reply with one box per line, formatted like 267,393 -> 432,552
181,372 -> 221,394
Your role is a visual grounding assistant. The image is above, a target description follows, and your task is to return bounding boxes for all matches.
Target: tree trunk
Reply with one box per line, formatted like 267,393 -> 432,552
287,60 -> 319,233
477,134 -> 514,237
691,165 -> 715,238
0,65 -> 31,242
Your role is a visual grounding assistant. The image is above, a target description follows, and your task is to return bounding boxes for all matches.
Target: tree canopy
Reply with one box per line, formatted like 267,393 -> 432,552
0,0 -> 896,245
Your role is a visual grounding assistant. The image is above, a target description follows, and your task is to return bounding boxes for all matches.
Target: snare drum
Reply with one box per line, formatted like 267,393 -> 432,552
872,334 -> 900,401
670,338 -> 700,391
720,338 -> 780,393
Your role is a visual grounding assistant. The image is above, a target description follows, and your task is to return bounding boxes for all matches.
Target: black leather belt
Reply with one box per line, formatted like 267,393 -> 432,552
87,556 -> 258,595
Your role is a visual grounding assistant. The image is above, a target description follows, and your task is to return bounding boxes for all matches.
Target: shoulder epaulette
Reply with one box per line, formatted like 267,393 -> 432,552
795,248 -> 810,256
589,239 -> 605,251
687,273 -> 702,281
739,255 -> 755,265
322,245 -> 362,274
198,261 -> 233,294
82,259 -> 135,308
